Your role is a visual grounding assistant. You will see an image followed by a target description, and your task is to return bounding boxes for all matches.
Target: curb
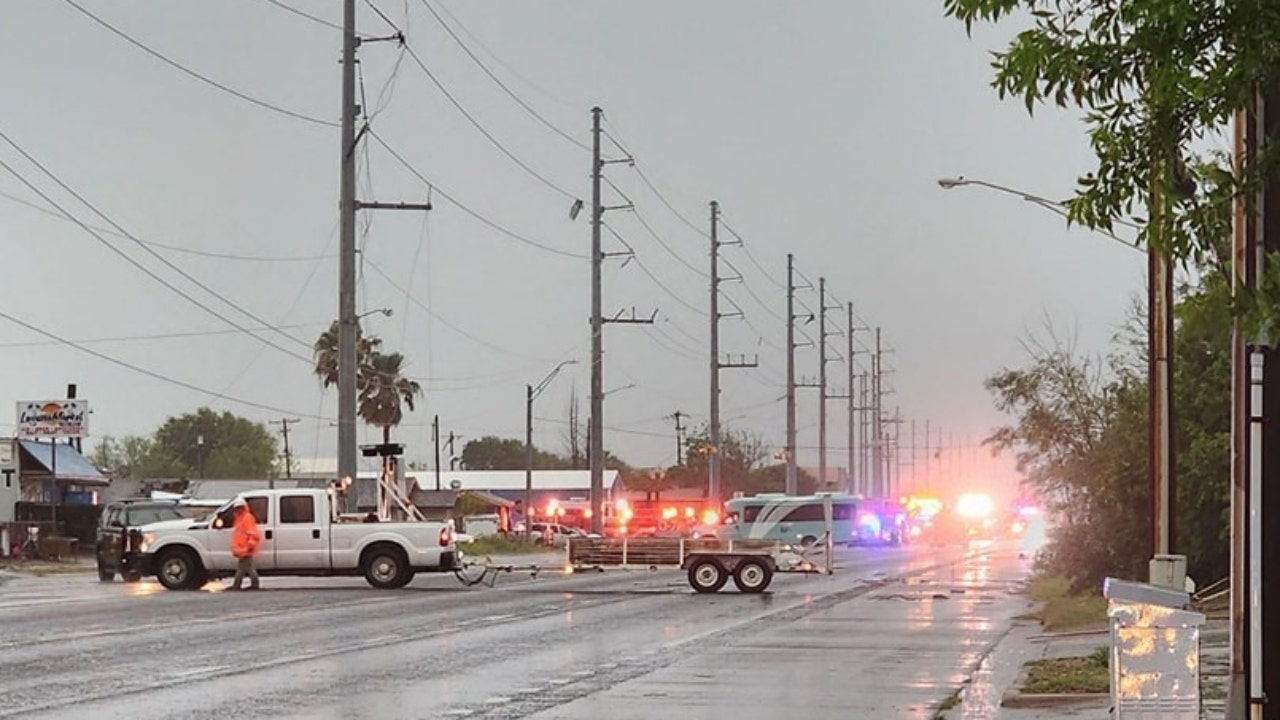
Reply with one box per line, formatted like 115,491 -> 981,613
1001,691 -> 1110,709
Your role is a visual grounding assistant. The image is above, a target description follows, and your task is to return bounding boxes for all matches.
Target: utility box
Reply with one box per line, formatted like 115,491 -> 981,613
1104,577 -> 1205,719
1149,554 -> 1189,591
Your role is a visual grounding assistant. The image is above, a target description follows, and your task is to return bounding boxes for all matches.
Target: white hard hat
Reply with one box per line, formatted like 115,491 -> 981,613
232,497 -> 248,508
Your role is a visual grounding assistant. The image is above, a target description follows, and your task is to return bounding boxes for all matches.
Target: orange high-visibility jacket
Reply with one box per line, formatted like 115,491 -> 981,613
232,508 -> 261,558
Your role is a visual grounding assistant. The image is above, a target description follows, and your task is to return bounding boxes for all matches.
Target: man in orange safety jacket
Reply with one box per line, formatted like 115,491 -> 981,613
230,497 -> 261,590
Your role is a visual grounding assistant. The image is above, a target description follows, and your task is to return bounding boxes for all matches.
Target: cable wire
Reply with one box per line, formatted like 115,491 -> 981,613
363,258 -> 560,362
0,309 -> 329,419
63,0 -> 336,128
401,44 -> 579,201
367,129 -> 587,259
0,144 -> 316,367
1,189 -> 333,262
417,0 -> 589,152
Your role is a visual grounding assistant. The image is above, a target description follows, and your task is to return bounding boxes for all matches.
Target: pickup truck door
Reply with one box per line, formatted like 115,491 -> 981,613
207,496 -> 275,572
273,493 -> 327,570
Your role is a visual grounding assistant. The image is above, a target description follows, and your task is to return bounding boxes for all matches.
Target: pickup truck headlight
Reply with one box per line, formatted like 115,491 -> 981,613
138,532 -> 157,553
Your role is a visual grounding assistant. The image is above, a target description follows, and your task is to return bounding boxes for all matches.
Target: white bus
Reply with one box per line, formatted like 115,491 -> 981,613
719,493 -> 859,546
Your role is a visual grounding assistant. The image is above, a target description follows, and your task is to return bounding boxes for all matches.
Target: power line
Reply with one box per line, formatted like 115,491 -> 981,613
0,308 -> 328,420
0,323 -> 324,349
260,0 -> 350,33
720,218 -> 786,290
602,223 -> 707,317
2,188 -> 333,262
721,256 -> 784,323
367,129 -> 587,260
62,0 -> 335,128
0,137 -> 316,367
401,43 -> 579,201
363,257 -> 562,362
416,0 -> 589,152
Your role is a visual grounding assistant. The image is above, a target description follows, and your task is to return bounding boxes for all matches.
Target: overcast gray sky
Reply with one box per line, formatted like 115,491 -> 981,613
0,1 -> 1147,494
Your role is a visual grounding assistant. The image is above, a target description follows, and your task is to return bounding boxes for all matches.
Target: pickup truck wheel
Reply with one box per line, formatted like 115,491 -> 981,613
123,571 -> 142,584
157,548 -> 203,591
687,557 -> 728,593
363,547 -> 409,589
732,558 -> 773,593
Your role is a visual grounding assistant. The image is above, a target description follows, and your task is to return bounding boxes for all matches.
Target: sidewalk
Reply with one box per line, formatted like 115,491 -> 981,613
946,605 -> 1231,719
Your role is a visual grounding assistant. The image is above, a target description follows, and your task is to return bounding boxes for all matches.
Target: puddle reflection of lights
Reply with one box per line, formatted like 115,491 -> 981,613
127,581 -> 165,597
199,580 -> 227,593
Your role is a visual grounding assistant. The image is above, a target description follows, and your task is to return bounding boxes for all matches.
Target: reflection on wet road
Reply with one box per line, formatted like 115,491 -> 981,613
0,542 -> 1033,719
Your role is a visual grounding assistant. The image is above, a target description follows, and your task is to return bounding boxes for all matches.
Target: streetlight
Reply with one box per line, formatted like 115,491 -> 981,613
357,307 -> 393,320
526,360 -> 578,541
938,174 -> 1176,572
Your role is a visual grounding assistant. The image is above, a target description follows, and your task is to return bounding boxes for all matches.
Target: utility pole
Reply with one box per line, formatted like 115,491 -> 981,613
671,411 -> 687,465
588,106 -> 651,533
447,431 -> 459,470
872,327 -> 883,498
818,278 -> 830,492
337,4 -> 427,511
910,419 -> 916,495
785,253 -> 798,495
709,200 -> 756,503
270,417 -> 300,488
926,417 -> 936,489
589,105 -> 605,536
846,304 -> 857,497
337,0 -> 358,506
858,371 -> 868,495
432,415 -> 441,491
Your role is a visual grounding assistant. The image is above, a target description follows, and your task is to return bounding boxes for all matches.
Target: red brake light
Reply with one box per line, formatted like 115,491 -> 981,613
439,526 -> 453,546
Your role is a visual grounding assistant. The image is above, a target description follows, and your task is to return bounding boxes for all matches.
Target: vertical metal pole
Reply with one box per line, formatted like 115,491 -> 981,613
924,419 -> 931,492
818,277 -> 827,492
589,107 -> 604,536
858,372 -> 868,496
433,414 -> 441,492
872,327 -> 882,498
337,0 -> 359,512
910,419 -> 916,496
1249,351 -> 1264,716
785,254 -> 797,495
847,303 -> 855,496
709,201 -> 722,502
525,384 -> 533,542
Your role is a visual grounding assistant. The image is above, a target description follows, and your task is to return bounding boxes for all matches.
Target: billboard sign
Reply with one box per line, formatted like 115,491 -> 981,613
16,400 -> 89,438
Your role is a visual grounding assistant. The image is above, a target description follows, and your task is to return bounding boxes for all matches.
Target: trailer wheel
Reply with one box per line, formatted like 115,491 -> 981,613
800,535 -> 818,547
732,558 -> 773,593
687,557 -> 728,593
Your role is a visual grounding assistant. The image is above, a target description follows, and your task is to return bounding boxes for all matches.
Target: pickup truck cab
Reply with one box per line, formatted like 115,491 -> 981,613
134,489 -> 459,590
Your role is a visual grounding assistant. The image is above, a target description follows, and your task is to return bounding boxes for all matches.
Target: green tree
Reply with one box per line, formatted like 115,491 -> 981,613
941,1 -> 1280,288
90,435 -> 178,480
985,337 -> 1151,589
460,436 -> 568,471
1173,275 -> 1232,584
148,408 -> 278,479
679,426 -> 770,498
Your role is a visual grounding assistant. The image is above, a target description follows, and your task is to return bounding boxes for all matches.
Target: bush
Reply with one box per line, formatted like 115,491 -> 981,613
1024,574 -> 1108,631
458,535 -> 550,555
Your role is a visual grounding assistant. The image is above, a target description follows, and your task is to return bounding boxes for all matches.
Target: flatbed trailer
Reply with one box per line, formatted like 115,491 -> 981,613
565,535 -> 832,593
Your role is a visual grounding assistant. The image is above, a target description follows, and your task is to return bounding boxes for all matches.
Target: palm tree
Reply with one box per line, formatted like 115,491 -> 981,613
312,320 -> 381,389
313,322 -> 422,442
359,351 -> 422,443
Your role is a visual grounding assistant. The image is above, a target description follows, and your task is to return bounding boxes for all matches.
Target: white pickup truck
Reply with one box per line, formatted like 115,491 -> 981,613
132,488 -> 460,590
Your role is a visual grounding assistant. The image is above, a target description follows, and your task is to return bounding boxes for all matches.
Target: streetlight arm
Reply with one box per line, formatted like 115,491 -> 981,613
938,175 -> 1141,250
532,359 -> 578,400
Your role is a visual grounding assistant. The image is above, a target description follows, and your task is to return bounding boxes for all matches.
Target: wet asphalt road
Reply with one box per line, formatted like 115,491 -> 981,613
0,541 -> 1034,719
